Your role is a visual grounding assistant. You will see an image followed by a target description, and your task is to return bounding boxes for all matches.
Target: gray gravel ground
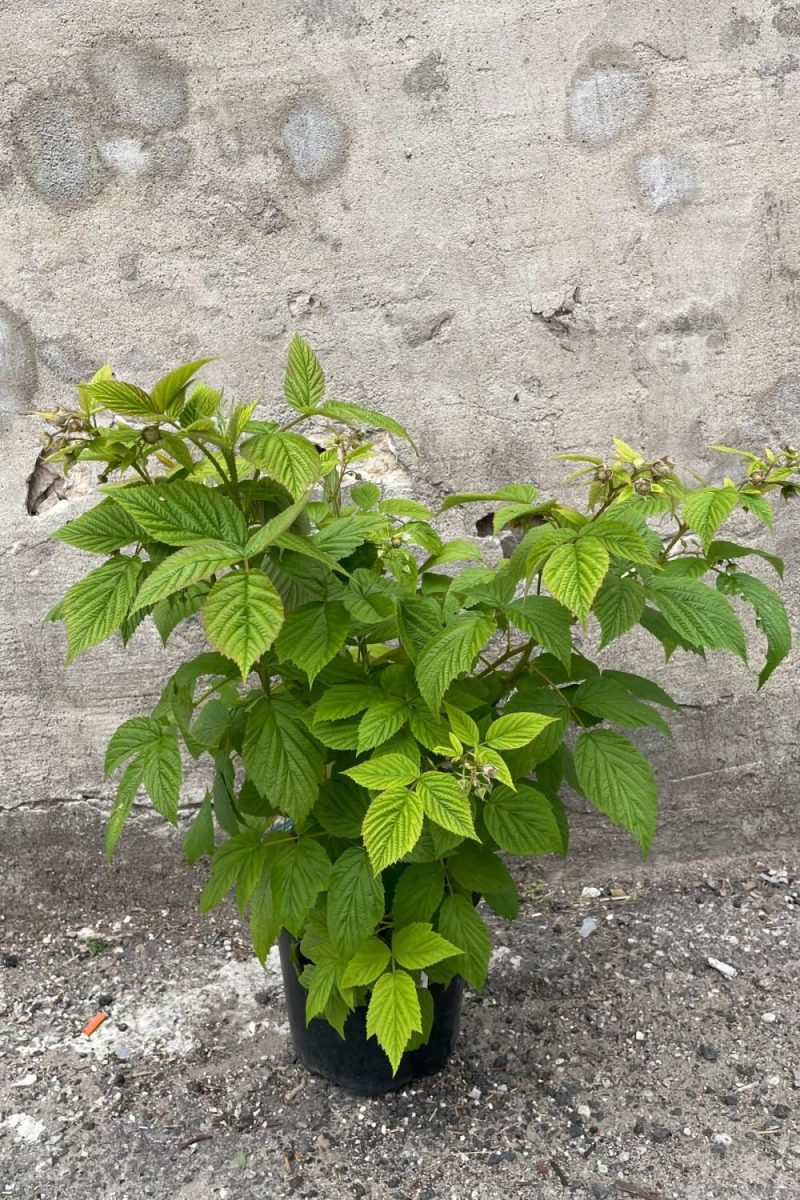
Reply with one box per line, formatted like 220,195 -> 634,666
1,858 -> 798,1200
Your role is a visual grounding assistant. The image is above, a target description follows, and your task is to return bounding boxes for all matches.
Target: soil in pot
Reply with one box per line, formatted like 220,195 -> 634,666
277,931 -> 465,1096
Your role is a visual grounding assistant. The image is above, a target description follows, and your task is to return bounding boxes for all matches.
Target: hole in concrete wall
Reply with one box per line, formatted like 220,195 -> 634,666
25,450 -> 74,516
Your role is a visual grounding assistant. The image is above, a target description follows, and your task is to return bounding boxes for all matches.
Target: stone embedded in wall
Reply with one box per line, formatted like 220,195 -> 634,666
567,65 -> 650,146
403,52 -> 449,98
88,43 -> 188,133
97,137 -> 153,176
636,153 -> 698,212
37,338 -> 98,384
251,199 -> 288,234
288,292 -> 323,318
720,13 -> 762,49
281,100 -> 346,183
0,303 -> 38,413
773,6 -> 800,36
13,94 -> 104,207
152,136 -> 191,177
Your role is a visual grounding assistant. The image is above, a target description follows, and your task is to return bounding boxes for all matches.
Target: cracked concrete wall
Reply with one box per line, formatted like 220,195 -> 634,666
1,0 -> 799,877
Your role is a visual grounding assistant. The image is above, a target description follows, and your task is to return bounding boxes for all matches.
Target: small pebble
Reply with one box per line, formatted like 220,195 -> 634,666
707,957 -> 737,980
699,1044 -> 719,1062
2,953 -> 20,967
651,1125 -> 672,1143
761,1012 -> 777,1024
581,887 -> 602,899
579,917 -> 598,939
774,1104 -> 790,1120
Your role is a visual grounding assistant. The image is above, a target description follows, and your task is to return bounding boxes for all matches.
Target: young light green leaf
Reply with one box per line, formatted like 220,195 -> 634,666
284,333 -> 325,411
104,715 -> 164,776
62,555 -> 143,663
357,696 -> 410,753
593,574 -> 646,648
440,484 -> 537,512
436,895 -> 492,991
133,541 -> 243,610
86,378 -> 159,418
274,600 -> 350,683
392,923 -> 461,970
321,400 -> 415,449
272,838 -> 331,935
240,431 -> 321,500
504,596 -> 573,666
151,358 -> 214,413
366,970 -> 422,1074
416,613 -> 496,711
484,783 -> 567,856
391,862 -> 445,926
444,704 -> 480,747
315,683 -> 385,721
415,772 -> 477,839
378,498 -> 432,519
422,539 -> 482,571
362,787 -> 424,873
341,937 -> 391,988
243,695 -> 324,821
574,728 -> 658,853
646,576 -> 746,660
343,753 -> 420,791
580,517 -> 656,565
573,675 -> 671,736
542,538 -> 610,624
203,569 -> 284,678
683,486 -> 738,550
327,846 -> 386,957
52,499 -> 143,555
112,481 -> 247,549
485,711 -> 556,750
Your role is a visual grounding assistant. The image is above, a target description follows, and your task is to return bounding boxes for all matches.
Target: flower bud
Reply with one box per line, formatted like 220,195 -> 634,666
651,459 -> 671,477
634,478 -> 652,495
141,425 -> 161,444
749,470 -> 765,485
594,467 -> 612,482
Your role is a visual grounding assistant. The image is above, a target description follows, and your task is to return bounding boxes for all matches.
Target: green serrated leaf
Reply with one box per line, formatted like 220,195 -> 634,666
485,711 -> 556,750
327,846 -> 386,956
357,696 -> 410,753
183,792 -> 215,865
415,772 -> 476,839
392,923 -> 461,970
683,486 -> 738,550
343,753 -> 420,791
243,695 -> 324,821
272,838 -> 331,935
593,574 -> 646,648
321,400 -> 415,448
646,576 -> 746,660
105,759 -> 143,859
62,555 -> 143,663
151,358 -> 214,413
718,572 -> 791,686
362,787 -> 424,872
52,499 -> 144,555
203,569 -> 284,678
284,333 -> 326,411
416,614 -> 496,711
366,970 -> 422,1074
580,517 -> 656,565
574,729 -> 657,853
274,600 -> 350,683
341,937 -> 391,987
483,782 -> 567,855
391,862 -> 445,926
542,538 -> 609,624
240,431 -> 322,499
250,874 -> 280,965
133,541 -> 243,611
112,481 -> 247,549
447,841 -> 514,894
504,596 -> 573,665
436,895 -> 491,991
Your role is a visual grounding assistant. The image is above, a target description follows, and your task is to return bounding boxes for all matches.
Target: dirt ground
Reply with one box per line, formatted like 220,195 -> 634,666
1,853 -> 798,1200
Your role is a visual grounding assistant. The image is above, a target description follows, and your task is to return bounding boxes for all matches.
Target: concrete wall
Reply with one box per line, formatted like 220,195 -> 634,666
2,0 -> 798,878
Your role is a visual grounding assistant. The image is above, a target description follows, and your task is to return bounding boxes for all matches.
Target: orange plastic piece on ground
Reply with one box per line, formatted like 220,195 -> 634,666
81,1011 -> 109,1036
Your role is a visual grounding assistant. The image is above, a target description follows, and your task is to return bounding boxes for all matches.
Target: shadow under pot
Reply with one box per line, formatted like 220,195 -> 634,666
278,930 -> 465,1096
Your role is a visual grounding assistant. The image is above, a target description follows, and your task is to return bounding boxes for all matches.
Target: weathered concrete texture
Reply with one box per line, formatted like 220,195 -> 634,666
1,1 -> 799,878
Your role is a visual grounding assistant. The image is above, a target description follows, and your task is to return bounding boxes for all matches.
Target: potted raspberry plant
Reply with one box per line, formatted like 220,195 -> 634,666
41,337 -> 796,1094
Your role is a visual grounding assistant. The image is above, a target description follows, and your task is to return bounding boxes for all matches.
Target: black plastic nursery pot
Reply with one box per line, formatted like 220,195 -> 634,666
278,931 -> 465,1096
